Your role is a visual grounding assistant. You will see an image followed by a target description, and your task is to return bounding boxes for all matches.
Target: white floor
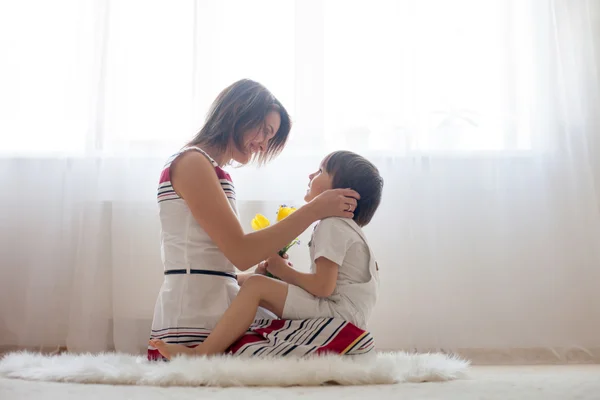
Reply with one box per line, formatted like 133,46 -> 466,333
1,365 -> 599,400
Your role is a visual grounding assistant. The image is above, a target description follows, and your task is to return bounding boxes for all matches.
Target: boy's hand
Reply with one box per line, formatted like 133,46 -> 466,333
256,253 -> 288,275
265,254 -> 293,279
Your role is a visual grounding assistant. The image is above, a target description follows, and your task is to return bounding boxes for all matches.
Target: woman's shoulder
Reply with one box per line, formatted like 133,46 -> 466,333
164,148 -> 236,206
169,150 -> 213,182
182,147 -> 232,181
169,147 -> 232,181
178,146 -> 219,166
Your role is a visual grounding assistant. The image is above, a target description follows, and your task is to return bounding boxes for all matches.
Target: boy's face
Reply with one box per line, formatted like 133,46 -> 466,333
304,161 -> 333,202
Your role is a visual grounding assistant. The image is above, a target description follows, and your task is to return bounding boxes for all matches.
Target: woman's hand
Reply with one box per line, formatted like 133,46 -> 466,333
254,261 -> 268,275
306,188 -> 360,220
265,254 -> 294,280
256,253 -> 288,276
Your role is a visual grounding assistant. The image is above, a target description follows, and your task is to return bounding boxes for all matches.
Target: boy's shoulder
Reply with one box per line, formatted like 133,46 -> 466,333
315,217 -> 363,239
318,216 -> 356,227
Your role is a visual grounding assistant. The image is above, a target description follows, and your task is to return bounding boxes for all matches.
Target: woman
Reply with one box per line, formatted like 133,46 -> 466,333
148,79 -> 359,360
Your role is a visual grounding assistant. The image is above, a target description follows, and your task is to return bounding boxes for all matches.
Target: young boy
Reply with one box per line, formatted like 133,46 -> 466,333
150,150 -> 384,359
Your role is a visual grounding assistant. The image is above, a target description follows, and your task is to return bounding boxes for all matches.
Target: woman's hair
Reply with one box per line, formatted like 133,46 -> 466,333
324,151 -> 384,227
189,79 -> 292,165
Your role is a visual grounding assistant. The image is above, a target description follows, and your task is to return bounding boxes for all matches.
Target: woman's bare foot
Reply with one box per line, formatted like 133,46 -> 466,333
148,339 -> 198,360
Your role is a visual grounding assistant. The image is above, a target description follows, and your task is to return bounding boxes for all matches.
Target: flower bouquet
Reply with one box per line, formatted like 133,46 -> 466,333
251,205 -> 300,279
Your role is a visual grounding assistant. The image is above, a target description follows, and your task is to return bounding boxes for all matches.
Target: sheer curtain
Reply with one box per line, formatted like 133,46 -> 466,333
1,0 -> 599,359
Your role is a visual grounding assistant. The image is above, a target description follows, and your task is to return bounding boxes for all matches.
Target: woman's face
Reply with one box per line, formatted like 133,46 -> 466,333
304,160 -> 333,202
231,110 -> 281,165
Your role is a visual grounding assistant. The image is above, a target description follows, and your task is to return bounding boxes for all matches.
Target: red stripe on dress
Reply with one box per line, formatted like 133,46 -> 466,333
226,333 -> 268,354
160,165 -> 229,184
315,323 -> 366,355
151,330 -> 210,339
157,194 -> 178,201
147,349 -> 164,361
215,167 -> 232,182
357,340 -> 373,351
226,320 -> 286,354
159,167 -> 170,184
148,344 -> 200,362
251,319 -> 286,335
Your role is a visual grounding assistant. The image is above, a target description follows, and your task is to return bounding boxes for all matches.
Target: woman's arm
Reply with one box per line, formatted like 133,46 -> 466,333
171,151 -> 358,271
265,256 -> 338,298
236,261 -> 268,285
236,271 -> 254,285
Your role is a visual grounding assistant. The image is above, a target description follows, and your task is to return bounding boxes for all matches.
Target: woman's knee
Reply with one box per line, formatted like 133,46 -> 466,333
241,274 -> 269,291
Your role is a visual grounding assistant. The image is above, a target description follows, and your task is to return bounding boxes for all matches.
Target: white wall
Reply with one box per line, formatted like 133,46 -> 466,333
1,156 -> 600,357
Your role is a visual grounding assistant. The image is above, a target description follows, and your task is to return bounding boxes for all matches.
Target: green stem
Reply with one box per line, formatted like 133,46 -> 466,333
267,240 -> 299,280
267,249 -> 286,280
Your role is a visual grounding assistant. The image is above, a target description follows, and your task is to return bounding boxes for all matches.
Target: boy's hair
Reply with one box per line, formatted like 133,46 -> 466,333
324,151 -> 384,227
189,79 -> 292,165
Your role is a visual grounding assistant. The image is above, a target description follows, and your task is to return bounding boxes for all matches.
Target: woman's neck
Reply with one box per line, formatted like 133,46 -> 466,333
190,143 -> 231,167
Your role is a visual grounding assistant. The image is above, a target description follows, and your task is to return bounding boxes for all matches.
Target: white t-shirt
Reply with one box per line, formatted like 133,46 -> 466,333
282,217 -> 378,329
311,217 -> 371,287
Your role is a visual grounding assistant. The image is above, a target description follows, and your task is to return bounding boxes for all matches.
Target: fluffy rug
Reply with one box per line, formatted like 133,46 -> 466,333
0,351 -> 469,387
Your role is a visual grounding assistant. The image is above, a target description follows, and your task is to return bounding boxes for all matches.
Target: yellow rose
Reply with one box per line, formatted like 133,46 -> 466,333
251,214 -> 271,231
276,205 -> 297,222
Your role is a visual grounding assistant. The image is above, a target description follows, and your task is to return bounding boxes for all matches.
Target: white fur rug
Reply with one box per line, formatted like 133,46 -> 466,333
0,351 -> 469,387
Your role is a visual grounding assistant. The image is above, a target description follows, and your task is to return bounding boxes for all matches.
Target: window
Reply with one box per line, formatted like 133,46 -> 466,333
1,0 -> 538,157
102,0 -> 295,156
322,0 -> 534,154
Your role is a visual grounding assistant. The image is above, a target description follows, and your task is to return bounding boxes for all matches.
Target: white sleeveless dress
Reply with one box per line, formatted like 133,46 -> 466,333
148,147 -> 273,358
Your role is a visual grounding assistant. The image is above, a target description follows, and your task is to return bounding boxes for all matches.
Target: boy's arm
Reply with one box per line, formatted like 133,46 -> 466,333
267,256 -> 338,298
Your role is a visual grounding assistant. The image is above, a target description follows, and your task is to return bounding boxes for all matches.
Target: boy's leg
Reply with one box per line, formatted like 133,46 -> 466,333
149,275 -> 288,359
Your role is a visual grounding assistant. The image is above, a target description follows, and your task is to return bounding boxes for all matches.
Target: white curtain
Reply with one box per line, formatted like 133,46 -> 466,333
1,0 -> 599,358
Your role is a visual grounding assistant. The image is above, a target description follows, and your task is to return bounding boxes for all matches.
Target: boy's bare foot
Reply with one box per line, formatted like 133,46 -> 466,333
148,339 -> 197,360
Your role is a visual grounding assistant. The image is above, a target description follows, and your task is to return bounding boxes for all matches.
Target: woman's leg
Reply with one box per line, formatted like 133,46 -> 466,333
149,275 -> 288,359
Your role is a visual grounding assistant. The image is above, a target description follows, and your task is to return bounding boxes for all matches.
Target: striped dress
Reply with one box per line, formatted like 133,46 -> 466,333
148,146 -> 374,360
